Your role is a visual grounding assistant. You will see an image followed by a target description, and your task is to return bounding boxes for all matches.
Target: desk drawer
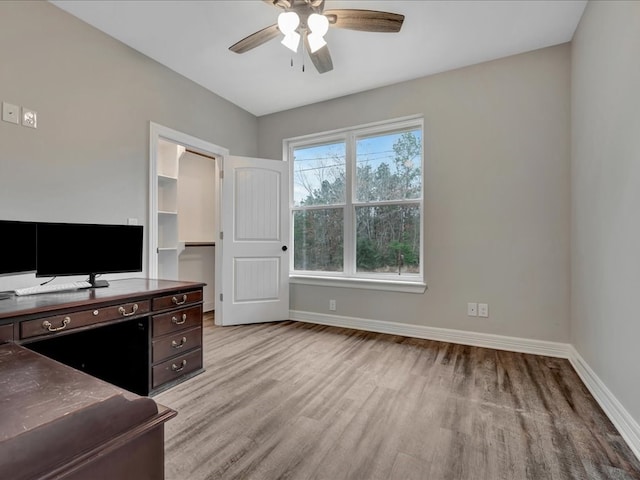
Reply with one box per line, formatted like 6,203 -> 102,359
0,324 -> 13,343
152,305 -> 202,337
20,300 -> 151,339
152,290 -> 202,311
152,326 -> 202,363
152,349 -> 202,389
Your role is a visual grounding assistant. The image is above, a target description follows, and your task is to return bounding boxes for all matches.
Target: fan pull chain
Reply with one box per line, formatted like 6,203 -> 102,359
287,49 -> 306,72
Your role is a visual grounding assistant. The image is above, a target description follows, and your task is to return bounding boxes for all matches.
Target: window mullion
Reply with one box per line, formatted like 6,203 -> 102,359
343,132 -> 356,276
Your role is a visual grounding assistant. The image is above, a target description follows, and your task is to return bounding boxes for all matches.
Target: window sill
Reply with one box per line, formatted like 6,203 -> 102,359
289,275 -> 427,294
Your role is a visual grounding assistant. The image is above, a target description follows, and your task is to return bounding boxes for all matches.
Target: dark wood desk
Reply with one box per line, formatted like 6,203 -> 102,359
0,278 -> 206,395
0,279 -> 206,479
0,343 -> 177,480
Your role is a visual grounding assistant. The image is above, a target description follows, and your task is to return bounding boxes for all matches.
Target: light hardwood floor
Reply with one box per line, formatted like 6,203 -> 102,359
156,315 -> 640,480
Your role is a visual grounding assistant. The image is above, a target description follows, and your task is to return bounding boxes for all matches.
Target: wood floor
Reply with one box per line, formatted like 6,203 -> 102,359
156,315 -> 640,480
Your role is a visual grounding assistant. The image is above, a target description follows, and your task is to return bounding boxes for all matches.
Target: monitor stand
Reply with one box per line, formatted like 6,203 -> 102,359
89,274 -> 109,289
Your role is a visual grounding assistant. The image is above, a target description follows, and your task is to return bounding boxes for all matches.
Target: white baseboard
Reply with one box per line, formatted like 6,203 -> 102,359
289,310 -> 570,358
568,346 -> 640,460
289,309 -> 640,461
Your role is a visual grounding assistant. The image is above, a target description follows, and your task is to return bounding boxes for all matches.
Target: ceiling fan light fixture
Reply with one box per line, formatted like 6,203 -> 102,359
307,13 -> 329,53
281,31 -> 301,52
229,3 -> 404,75
278,11 -> 301,52
278,11 -> 299,34
307,33 -> 327,53
308,13 -> 329,36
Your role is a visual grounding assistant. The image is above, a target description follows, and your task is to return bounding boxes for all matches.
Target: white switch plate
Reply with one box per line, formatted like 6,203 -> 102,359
2,102 -> 19,124
478,303 -> 489,317
127,218 -> 139,225
329,299 -> 336,311
467,302 -> 478,316
22,108 -> 37,128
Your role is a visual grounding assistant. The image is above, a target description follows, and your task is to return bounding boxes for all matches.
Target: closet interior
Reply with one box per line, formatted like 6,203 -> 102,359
155,139 -> 216,312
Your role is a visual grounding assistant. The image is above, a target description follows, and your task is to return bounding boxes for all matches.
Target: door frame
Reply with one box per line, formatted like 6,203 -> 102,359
149,122 -> 228,317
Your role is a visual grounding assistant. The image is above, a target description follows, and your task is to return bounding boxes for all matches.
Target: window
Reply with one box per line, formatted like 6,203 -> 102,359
287,116 -> 424,291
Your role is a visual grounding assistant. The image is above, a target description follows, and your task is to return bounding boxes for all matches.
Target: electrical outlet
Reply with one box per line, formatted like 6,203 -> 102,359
22,108 -> 37,128
467,302 -> 478,317
478,303 -> 489,318
329,299 -> 336,311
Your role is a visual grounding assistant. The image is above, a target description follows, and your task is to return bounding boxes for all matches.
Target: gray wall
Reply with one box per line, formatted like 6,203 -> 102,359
259,45 -> 571,342
0,1 -> 257,289
571,1 -> 640,425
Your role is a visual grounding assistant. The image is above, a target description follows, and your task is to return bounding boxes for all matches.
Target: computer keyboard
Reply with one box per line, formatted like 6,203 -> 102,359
14,281 -> 92,296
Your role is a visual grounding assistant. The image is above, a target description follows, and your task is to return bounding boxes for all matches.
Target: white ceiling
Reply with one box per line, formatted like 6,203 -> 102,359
50,0 -> 587,117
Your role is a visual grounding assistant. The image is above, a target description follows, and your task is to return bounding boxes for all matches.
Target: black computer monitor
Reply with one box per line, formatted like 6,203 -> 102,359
0,220 -> 38,276
36,222 -> 143,288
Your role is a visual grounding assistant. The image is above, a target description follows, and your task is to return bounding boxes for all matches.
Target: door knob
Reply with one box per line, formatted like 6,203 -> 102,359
282,245 -> 288,251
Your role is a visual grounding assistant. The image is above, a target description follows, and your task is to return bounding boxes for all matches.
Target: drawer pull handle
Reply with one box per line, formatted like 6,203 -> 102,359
118,304 -> 139,317
42,317 -> 71,332
172,337 -> 188,349
172,360 -> 187,372
172,295 -> 187,306
172,313 -> 187,325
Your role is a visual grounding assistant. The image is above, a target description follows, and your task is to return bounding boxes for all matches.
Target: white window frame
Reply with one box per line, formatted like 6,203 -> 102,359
285,115 -> 426,293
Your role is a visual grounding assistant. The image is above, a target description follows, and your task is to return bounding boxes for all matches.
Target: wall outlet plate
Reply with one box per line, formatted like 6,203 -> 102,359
2,102 -> 19,124
478,303 -> 489,317
467,302 -> 478,316
22,108 -> 37,128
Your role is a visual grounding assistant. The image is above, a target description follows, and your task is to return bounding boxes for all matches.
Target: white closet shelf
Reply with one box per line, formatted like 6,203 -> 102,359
184,242 -> 215,247
158,174 -> 178,181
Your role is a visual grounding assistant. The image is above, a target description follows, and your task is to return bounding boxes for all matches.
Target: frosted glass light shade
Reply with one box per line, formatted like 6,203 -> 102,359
307,13 -> 329,53
307,33 -> 327,53
281,31 -> 301,52
308,13 -> 329,36
278,11 -> 299,34
278,11 -> 301,52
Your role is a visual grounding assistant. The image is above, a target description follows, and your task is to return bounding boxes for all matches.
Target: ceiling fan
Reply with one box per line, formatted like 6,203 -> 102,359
229,0 -> 405,74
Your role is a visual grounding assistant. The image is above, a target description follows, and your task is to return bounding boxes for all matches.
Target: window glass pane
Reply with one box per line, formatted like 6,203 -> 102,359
355,130 -> 422,202
293,142 -> 346,207
356,204 -> 420,275
293,208 -> 344,272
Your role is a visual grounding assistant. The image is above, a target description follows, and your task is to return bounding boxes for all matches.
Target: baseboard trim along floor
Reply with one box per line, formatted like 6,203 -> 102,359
289,309 -> 640,462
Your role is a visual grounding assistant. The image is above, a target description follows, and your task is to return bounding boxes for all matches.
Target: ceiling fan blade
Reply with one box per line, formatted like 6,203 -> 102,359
304,35 -> 333,74
229,24 -> 280,54
262,0 -> 291,8
324,9 -> 404,33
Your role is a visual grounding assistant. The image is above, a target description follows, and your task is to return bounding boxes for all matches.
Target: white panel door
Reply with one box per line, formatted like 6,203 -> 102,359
218,156 -> 289,325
